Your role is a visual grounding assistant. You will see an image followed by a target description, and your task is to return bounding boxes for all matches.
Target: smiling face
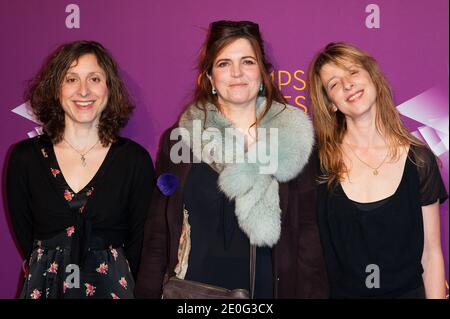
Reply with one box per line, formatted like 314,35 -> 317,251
319,60 -> 377,120
59,53 -> 109,127
209,37 -> 262,109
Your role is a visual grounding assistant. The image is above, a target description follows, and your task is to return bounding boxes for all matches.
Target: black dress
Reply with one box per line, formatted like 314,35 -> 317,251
183,162 -> 273,298
317,145 -> 448,298
6,134 -> 155,299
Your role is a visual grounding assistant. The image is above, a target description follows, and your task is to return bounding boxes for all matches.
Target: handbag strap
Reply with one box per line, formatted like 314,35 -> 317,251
249,244 -> 257,299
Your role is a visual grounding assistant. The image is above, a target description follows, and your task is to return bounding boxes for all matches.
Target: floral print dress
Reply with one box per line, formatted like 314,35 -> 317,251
19,141 -> 135,299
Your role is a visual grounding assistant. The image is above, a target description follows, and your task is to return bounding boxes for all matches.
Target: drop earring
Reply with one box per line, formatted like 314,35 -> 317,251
212,87 -> 217,95
259,83 -> 264,93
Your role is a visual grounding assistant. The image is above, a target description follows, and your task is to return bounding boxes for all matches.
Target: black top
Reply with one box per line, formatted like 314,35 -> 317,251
317,145 -> 448,298
6,134 -> 155,278
183,162 -> 273,298
44,140 -> 95,268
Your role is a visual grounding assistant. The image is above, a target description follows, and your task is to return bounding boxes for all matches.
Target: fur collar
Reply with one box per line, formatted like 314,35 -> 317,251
178,97 -> 314,246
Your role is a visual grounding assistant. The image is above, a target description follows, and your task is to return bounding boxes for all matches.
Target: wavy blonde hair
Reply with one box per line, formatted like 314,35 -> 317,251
308,42 -> 425,188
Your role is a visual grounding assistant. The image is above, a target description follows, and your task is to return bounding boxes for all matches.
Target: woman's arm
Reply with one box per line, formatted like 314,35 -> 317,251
124,147 -> 155,279
135,129 -> 172,298
421,200 -> 446,299
6,143 -> 33,260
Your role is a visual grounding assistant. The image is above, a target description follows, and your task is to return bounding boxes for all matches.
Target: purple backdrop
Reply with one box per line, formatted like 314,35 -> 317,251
0,0 -> 448,298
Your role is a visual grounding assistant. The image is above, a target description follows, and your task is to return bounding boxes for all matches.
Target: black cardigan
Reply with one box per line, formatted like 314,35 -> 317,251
6,135 -> 155,277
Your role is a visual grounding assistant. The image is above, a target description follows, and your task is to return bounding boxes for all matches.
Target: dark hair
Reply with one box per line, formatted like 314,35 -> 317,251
26,40 -> 134,145
193,20 -> 286,122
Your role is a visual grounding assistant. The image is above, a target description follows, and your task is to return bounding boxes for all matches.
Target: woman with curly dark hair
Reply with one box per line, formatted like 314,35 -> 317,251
6,40 -> 155,299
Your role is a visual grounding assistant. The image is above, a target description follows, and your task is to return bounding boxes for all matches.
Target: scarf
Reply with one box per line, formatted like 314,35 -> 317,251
178,97 -> 314,247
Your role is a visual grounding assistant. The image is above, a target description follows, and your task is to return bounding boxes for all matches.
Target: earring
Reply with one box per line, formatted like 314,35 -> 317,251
259,83 -> 264,93
212,87 -> 217,95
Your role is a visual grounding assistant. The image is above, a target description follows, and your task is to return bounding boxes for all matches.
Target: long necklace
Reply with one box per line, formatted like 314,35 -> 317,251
345,144 -> 389,176
63,138 -> 99,167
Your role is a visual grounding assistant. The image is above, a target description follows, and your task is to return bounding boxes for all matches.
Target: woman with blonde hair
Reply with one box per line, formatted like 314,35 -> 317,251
308,42 -> 447,298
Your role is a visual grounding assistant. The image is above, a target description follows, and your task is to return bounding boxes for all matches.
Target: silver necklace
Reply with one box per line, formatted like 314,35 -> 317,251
346,144 -> 389,176
63,138 -> 99,167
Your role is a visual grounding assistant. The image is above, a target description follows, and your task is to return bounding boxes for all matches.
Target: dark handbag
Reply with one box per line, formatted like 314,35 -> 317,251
162,245 -> 257,299
162,277 -> 250,299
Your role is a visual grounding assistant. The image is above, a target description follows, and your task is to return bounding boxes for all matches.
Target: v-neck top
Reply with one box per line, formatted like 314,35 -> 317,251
47,138 -> 110,213
43,139 -> 114,267
6,134 -> 155,277
317,145 -> 448,298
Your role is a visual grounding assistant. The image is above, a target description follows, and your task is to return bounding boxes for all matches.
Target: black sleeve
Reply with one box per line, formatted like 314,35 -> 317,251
124,147 -> 155,279
135,129 -> 172,298
6,143 -> 34,259
415,146 -> 448,206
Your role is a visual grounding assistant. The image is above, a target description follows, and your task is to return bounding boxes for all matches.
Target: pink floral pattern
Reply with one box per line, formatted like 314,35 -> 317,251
85,283 -> 96,297
119,277 -> 128,290
36,248 -> 43,261
26,142 -> 135,298
51,168 -> 60,177
63,281 -> 69,293
96,262 -> 108,274
30,289 -> 41,299
86,187 -> 94,197
66,226 -> 75,237
110,248 -> 118,261
111,293 -> 120,299
47,261 -> 58,273
64,190 -> 74,201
